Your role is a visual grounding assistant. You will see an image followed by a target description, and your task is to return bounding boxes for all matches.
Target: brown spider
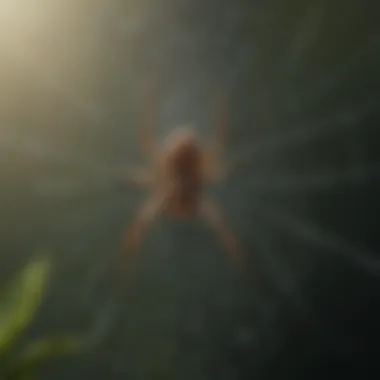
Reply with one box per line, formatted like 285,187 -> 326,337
121,85 -> 246,277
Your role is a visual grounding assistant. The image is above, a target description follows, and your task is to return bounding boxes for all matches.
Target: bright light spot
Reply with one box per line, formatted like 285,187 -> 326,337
0,0 -> 54,50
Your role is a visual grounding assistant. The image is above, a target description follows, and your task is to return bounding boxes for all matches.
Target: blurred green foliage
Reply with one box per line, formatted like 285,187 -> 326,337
0,256 -> 82,380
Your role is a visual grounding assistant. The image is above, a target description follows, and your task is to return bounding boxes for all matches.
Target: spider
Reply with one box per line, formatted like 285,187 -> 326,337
120,85 -> 246,277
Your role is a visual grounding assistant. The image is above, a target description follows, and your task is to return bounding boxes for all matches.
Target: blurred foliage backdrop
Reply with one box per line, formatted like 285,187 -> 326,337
0,0 -> 379,379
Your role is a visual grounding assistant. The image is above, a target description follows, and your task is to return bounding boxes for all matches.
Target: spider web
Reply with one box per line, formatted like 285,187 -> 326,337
0,0 -> 378,378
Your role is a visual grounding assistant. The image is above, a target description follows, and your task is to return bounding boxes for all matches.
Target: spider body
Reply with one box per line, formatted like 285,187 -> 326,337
121,87 -> 246,276
161,127 -> 203,218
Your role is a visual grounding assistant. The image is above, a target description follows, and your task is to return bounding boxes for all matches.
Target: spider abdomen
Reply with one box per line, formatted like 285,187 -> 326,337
164,134 -> 203,218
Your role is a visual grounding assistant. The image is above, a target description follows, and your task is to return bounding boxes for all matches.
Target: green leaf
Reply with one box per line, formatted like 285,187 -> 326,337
0,256 -> 50,354
5,337 -> 82,379
18,337 -> 82,366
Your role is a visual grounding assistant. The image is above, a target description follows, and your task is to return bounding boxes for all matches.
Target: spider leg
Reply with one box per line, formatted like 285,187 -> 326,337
200,197 -> 246,277
139,82 -> 157,160
202,155 -> 236,183
203,90 -> 231,182
210,88 -> 228,156
119,193 -> 167,274
122,166 -> 154,188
